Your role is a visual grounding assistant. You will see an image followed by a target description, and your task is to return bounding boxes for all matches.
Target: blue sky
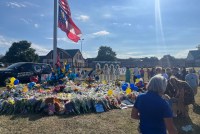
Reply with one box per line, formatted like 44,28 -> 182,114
0,0 -> 200,59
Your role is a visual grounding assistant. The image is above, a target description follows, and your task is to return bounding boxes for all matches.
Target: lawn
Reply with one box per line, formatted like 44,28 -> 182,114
0,90 -> 199,134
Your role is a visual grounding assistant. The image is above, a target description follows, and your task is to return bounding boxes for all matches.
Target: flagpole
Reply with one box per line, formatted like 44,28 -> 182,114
53,0 -> 58,69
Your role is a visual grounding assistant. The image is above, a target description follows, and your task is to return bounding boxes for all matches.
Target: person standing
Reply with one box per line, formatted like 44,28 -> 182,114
155,66 -> 162,75
147,68 -> 151,80
172,67 -> 182,80
181,67 -> 187,81
169,77 -> 195,117
140,68 -> 145,80
162,68 -> 169,80
166,68 -> 172,78
125,67 -> 131,83
131,75 -> 177,134
185,68 -> 199,96
150,67 -> 156,78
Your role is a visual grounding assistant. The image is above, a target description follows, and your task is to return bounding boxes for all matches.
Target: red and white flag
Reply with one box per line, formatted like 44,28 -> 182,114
58,0 -> 82,42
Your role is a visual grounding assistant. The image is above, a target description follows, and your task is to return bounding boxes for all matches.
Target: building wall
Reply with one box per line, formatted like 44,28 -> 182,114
72,51 -> 85,67
42,50 -> 85,67
186,53 -> 194,61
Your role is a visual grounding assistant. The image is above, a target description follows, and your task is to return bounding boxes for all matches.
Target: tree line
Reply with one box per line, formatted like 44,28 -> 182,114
0,40 -> 181,64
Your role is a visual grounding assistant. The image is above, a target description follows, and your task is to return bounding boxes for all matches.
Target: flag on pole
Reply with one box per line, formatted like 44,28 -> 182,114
58,0 -> 82,42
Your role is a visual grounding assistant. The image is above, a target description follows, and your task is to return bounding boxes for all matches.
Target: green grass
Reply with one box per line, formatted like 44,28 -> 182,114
0,90 -> 199,134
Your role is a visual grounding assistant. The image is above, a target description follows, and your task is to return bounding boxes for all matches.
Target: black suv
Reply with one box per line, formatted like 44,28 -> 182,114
0,62 -> 52,86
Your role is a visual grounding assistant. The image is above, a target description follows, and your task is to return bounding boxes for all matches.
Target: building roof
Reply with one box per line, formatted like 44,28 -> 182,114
57,48 -> 71,58
64,49 -> 80,57
43,48 -> 81,59
188,50 -> 200,59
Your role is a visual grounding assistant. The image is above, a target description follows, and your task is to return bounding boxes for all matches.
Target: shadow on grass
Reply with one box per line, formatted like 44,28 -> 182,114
193,104 -> 200,115
9,114 -> 44,121
174,116 -> 200,134
7,112 -> 95,121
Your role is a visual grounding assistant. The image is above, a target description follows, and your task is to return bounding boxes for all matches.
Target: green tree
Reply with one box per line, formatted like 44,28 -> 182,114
3,40 -> 39,63
160,55 -> 175,62
95,46 -> 117,61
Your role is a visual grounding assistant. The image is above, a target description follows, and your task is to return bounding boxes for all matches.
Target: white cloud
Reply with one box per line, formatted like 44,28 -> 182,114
174,49 -> 196,58
20,18 -> 31,24
112,22 -> 131,27
7,2 -> 26,8
123,23 -> 132,26
112,22 -> 118,25
6,2 -> 39,8
93,30 -> 110,36
40,14 -> 45,17
57,37 -> 69,42
23,2 -> 40,8
46,37 -> 77,44
117,52 -> 156,59
31,43 -> 50,55
76,15 -> 89,22
34,24 -> 39,28
82,50 -> 98,58
103,14 -> 112,18
0,35 -> 13,47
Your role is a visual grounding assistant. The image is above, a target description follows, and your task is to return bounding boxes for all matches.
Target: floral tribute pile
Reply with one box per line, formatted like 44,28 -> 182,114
0,79 -> 143,116
0,63 -> 144,116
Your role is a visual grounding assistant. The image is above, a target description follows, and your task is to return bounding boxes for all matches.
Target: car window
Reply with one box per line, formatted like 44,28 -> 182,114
7,63 -> 24,69
20,64 -> 33,72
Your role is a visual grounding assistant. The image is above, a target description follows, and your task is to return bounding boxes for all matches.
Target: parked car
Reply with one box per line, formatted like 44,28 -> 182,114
0,62 -> 52,86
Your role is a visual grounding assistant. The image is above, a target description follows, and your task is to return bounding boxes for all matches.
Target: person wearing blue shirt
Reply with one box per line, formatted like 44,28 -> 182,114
131,74 -> 177,134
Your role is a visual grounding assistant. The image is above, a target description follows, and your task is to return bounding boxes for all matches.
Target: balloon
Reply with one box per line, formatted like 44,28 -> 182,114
135,79 -> 140,83
65,64 -> 70,72
122,85 -> 127,91
126,88 -> 132,95
124,83 -> 128,87
133,86 -> 139,91
137,75 -> 141,79
130,83 -> 135,90
10,77 -> 16,84
28,82 -> 36,89
14,79 -> 19,85
139,78 -> 143,81
73,74 -> 77,78
107,89 -> 113,96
